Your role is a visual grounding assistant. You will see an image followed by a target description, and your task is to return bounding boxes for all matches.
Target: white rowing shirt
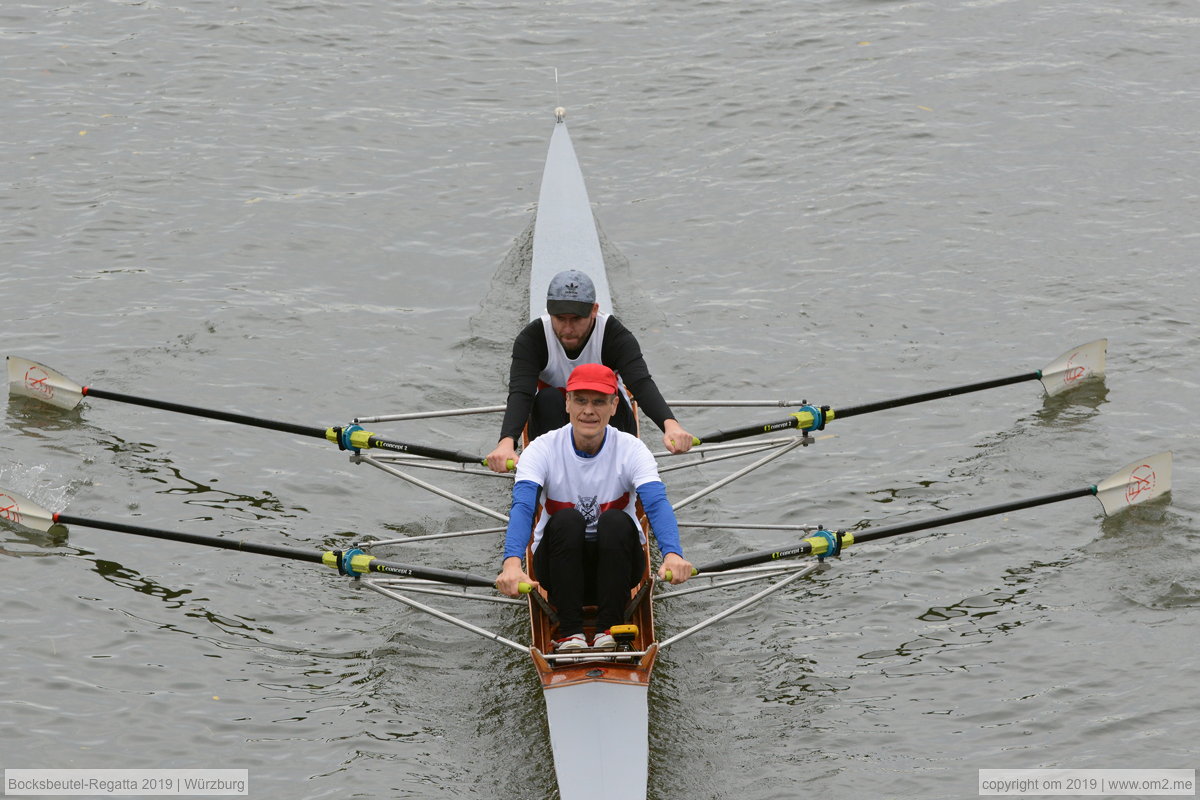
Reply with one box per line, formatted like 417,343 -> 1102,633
516,423 -> 660,552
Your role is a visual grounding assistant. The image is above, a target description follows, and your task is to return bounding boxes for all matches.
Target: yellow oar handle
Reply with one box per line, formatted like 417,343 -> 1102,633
493,581 -> 535,594
691,436 -> 702,446
478,458 -> 517,471
662,568 -> 699,581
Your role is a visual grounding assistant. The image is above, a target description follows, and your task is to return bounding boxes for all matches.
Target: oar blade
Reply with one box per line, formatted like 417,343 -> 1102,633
7,356 -> 85,410
1095,451 -> 1172,515
0,488 -> 61,533
1039,339 -> 1106,397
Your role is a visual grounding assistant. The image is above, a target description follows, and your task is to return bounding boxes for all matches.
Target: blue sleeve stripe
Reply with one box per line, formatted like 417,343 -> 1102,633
637,481 -> 682,557
503,480 -> 541,560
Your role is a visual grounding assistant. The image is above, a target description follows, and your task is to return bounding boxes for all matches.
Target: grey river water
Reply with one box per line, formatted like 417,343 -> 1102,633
2,1 -> 1198,798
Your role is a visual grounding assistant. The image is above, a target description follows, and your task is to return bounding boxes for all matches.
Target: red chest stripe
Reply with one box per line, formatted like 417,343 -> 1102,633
544,498 -> 574,515
602,493 -> 631,513
544,492 -> 631,516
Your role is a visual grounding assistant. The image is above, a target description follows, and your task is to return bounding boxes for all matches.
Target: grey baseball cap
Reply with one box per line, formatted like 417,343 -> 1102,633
545,269 -> 597,317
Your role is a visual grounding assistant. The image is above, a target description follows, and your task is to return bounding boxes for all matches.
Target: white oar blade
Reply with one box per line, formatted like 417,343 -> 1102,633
1095,451 -> 1172,516
1038,339 -> 1106,397
6,356 -> 85,410
0,488 -> 60,533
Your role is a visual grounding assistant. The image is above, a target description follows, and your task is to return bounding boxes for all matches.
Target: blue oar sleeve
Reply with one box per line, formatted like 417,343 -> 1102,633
637,481 -> 682,557
503,480 -> 541,560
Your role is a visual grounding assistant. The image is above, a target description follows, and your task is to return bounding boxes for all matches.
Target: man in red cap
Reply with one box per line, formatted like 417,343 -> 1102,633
495,363 -> 693,651
484,269 -> 694,473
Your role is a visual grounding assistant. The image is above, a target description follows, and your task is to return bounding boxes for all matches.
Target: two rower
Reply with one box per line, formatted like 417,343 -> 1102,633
494,363 -> 694,650
490,269 -> 695,650
484,269 -> 695,473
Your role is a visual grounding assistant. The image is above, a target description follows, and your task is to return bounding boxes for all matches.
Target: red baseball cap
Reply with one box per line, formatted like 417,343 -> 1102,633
566,363 -> 618,394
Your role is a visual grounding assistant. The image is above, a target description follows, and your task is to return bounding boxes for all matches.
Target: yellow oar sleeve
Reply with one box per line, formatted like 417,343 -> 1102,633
321,550 -> 376,574
789,407 -> 837,431
804,531 -> 854,556
325,427 -> 374,450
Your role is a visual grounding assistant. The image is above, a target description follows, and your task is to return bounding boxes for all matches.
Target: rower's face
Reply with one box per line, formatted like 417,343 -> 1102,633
550,306 -> 598,350
566,389 -> 619,434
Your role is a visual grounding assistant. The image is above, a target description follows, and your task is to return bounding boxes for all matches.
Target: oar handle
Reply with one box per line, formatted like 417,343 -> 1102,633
490,580 -> 535,595
662,568 -> 699,581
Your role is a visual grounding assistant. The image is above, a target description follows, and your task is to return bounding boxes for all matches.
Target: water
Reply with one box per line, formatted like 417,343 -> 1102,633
3,1 -> 1198,798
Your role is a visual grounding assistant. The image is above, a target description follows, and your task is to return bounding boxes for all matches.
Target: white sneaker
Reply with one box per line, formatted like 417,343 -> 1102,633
554,633 -> 588,651
591,631 -> 616,651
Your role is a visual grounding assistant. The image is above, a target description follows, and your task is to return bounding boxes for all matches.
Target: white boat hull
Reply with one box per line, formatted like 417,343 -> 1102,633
543,680 -> 649,800
529,117 -> 613,321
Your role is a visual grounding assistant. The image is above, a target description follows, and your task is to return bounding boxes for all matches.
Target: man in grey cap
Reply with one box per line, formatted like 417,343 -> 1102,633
485,269 -> 694,473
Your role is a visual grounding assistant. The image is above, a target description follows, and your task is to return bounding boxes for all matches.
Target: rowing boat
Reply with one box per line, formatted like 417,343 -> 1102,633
524,108 -> 657,800
1,108 -> 1175,800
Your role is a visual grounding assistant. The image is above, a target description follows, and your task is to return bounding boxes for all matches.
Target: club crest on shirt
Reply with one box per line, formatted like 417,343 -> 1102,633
577,494 -> 599,525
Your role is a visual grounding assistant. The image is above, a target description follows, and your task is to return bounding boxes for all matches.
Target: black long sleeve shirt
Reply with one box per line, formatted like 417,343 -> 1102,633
498,316 -> 677,443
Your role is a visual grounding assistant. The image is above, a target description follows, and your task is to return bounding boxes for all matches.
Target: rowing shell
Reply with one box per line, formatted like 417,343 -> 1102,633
526,109 -> 655,800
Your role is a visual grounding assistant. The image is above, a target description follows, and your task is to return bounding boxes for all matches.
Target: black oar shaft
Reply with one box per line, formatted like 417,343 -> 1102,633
83,387 -> 327,439
694,371 -> 1042,446
364,561 -> 497,587
363,435 -> 483,465
54,513 -> 498,588
83,387 -> 485,464
696,420 -> 796,445
693,485 -> 1096,574
56,513 -> 326,563
835,371 -> 1040,420
851,486 -> 1094,545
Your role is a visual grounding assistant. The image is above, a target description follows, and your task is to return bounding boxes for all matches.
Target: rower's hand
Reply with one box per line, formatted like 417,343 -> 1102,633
662,419 -> 694,455
659,552 -> 694,585
496,556 -> 536,597
486,438 -> 519,474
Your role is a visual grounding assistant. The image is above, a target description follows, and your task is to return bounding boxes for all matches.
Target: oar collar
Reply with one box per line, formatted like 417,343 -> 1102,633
329,424 -> 367,453
809,529 -> 844,560
792,404 -> 830,432
328,548 -> 370,577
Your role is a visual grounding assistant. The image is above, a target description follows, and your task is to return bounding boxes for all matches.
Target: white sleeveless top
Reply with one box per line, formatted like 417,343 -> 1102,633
538,311 -> 611,388
515,424 -> 659,552
537,311 -> 631,405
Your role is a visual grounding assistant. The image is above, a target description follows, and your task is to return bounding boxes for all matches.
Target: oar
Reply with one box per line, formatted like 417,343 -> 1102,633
0,486 -> 520,588
6,356 -> 486,465
692,339 -> 1107,445
689,451 -> 1171,575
